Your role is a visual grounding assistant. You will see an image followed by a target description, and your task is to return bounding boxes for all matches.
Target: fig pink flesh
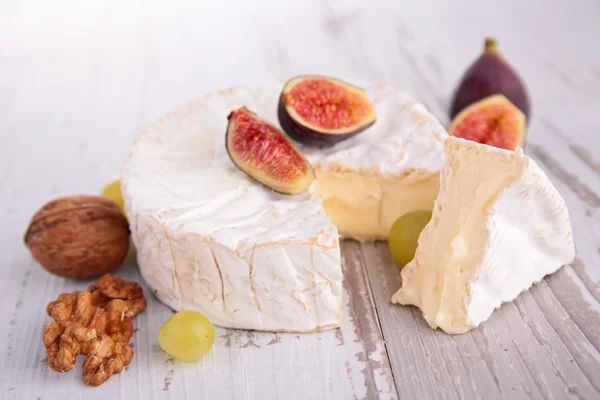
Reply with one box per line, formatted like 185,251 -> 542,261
451,102 -> 522,150
283,79 -> 373,130
229,109 -> 309,184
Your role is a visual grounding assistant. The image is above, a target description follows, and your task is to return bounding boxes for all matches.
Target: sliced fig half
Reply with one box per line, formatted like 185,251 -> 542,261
226,107 -> 315,195
278,75 -> 377,146
448,94 -> 526,151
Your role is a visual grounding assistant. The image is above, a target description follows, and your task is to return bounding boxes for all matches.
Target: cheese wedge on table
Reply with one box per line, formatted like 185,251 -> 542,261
122,82 -> 447,332
392,137 -> 575,334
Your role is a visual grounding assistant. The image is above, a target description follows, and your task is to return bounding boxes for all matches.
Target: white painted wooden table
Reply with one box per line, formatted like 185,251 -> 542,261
1,1 -> 599,399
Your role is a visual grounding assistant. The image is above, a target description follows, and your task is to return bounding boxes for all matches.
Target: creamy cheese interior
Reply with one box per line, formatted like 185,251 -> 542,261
314,170 -> 440,241
403,143 -> 522,333
394,137 -> 575,334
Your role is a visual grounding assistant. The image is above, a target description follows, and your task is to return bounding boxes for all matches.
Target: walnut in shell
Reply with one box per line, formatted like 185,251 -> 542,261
24,195 -> 130,279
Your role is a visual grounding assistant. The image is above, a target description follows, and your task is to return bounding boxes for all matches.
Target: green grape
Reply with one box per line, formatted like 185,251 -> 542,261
388,210 -> 432,265
100,177 -> 126,218
158,310 -> 215,362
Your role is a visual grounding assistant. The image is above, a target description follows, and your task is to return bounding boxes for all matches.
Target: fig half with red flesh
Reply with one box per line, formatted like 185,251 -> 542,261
449,94 -> 526,151
278,76 -> 377,146
226,107 -> 315,195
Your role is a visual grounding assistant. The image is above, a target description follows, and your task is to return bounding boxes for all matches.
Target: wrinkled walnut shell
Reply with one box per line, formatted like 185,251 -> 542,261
24,195 -> 130,279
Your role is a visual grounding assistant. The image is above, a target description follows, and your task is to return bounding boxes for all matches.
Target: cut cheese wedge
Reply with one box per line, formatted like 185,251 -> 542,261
392,137 -> 575,334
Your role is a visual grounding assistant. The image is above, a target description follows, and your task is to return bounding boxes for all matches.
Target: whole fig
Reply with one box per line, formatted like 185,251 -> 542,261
450,38 -> 530,121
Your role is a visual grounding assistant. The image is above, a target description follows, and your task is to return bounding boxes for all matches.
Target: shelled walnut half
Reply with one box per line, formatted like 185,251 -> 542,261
43,274 -> 147,386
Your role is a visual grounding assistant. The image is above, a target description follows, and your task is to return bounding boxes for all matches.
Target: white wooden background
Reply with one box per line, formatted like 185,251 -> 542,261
1,1 -> 599,399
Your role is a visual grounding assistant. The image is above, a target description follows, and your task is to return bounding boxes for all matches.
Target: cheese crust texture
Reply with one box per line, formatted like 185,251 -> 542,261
122,81 -> 447,332
392,137 -> 575,334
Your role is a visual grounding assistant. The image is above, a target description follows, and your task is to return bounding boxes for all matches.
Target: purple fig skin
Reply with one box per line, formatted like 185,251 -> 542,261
277,96 -> 374,147
450,38 -> 530,122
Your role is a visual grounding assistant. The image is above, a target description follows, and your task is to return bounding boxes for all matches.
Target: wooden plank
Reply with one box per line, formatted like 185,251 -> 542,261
339,241 -> 397,400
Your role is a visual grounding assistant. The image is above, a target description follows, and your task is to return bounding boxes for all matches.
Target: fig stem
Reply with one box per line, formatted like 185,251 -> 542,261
484,37 -> 499,53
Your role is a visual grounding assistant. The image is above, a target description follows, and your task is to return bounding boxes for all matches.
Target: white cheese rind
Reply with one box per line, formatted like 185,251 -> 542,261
133,211 -> 342,331
122,88 -> 343,332
122,81 -> 447,332
392,137 -> 575,334
305,83 -> 447,176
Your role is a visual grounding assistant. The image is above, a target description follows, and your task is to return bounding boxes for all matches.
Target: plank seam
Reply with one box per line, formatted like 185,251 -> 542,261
506,333 -> 551,400
353,242 -> 400,400
465,333 -> 503,395
407,307 -> 464,399
363,244 -> 452,399
540,119 -> 600,178
518,292 -> 600,395
539,285 -> 600,369
528,145 -> 600,209
568,260 -> 600,304
470,328 -> 538,398
546,270 -> 600,352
